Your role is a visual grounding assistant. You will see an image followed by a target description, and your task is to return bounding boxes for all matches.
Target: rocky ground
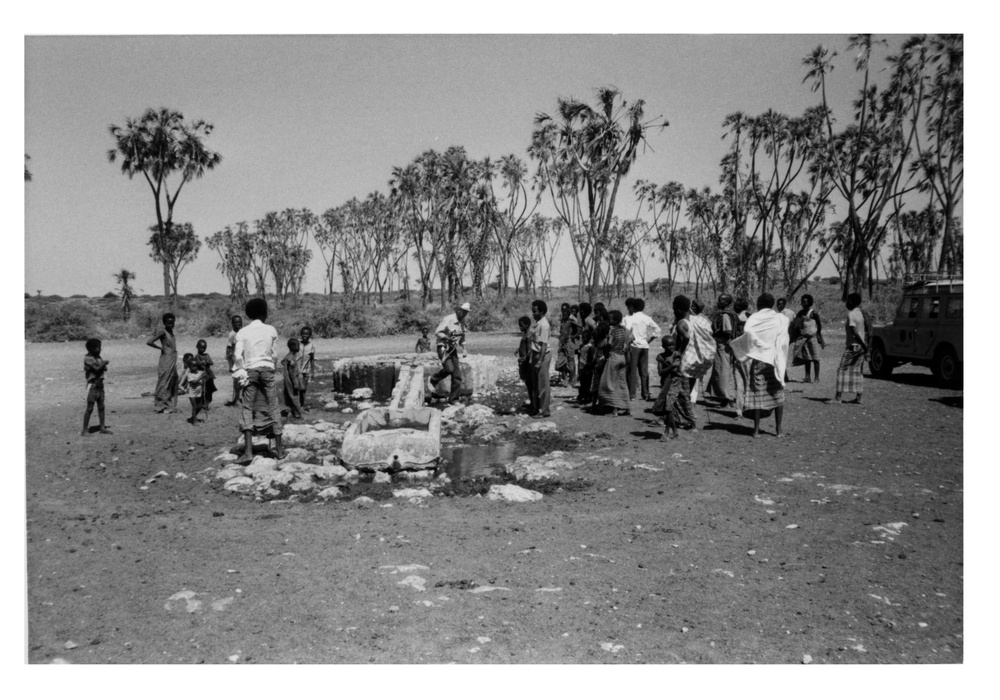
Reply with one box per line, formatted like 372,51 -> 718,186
25,330 -> 963,666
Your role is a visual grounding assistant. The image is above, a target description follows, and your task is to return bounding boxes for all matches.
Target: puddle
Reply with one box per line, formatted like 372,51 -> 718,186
440,442 -> 520,480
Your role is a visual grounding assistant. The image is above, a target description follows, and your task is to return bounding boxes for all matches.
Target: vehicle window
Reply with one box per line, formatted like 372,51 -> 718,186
945,296 -> 963,319
905,297 -> 920,319
921,296 -> 940,320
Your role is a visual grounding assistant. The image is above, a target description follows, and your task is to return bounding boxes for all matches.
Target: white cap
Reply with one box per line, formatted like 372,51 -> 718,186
459,302 -> 471,311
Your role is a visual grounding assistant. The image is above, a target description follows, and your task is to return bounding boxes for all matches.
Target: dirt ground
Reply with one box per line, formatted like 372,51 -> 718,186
24,328 -> 963,665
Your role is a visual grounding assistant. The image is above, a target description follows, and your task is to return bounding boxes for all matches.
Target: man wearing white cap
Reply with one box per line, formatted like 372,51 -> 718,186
430,302 -> 470,404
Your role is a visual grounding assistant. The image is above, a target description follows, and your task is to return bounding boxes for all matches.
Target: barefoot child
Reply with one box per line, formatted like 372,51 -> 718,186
147,312 -> 178,413
82,338 -> 111,435
179,353 -> 207,425
297,326 -> 315,411
195,339 -> 216,409
283,338 -> 305,420
224,315 -> 243,406
652,335 -> 681,439
232,298 -> 284,462
415,327 -> 431,353
515,315 -> 532,408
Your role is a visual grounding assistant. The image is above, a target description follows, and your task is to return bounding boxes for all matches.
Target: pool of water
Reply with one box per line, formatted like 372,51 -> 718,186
439,442 -> 520,480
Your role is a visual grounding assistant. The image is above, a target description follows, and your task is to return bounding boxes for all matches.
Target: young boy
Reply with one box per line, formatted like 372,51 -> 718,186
224,315 -> 243,406
654,335 -> 682,440
232,298 -> 284,462
298,326 -> 316,411
179,353 -> 206,425
82,338 -> 111,436
577,333 -> 597,405
415,327 -> 432,353
283,337 -> 305,420
195,339 -> 216,409
515,315 -> 532,409
147,312 -> 178,413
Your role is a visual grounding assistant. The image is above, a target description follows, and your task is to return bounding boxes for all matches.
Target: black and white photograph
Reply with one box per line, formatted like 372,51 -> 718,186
17,4 -> 986,685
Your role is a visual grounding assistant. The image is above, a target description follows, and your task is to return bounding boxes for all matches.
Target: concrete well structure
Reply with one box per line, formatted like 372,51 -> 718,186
331,353 -> 500,400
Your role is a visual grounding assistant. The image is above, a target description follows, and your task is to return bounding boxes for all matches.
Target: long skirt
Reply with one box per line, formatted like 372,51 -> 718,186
154,353 -> 179,411
704,343 -> 735,403
790,336 -> 820,366
835,344 -> 865,394
590,356 -> 606,402
597,352 -> 630,410
742,360 -> 784,418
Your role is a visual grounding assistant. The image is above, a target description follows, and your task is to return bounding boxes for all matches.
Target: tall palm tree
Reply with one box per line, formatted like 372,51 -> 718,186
108,108 -> 221,298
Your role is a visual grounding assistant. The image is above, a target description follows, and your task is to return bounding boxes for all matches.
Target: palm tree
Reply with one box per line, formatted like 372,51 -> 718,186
530,87 -> 668,301
108,107 -> 221,298
113,269 -> 136,321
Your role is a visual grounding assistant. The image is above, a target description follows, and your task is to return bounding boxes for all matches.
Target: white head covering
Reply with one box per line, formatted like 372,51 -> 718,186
729,308 -> 790,385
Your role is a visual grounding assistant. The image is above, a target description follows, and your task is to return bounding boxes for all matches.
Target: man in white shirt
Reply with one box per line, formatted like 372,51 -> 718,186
233,297 -> 283,462
624,298 -> 661,401
430,302 -> 470,404
528,299 -> 552,417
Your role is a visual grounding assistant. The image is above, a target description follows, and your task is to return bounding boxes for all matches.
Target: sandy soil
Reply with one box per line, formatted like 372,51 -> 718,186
25,329 -> 963,663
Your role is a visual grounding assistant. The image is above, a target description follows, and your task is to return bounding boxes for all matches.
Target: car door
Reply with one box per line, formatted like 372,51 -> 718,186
913,295 -> 941,358
888,295 -> 919,357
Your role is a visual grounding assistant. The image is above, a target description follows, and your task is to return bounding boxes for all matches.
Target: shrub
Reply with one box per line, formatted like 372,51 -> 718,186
464,303 -> 505,332
25,301 -> 96,342
394,302 -> 432,333
102,291 -> 118,299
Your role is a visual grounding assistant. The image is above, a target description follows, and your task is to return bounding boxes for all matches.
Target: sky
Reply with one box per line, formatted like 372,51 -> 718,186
24,32 -> 920,297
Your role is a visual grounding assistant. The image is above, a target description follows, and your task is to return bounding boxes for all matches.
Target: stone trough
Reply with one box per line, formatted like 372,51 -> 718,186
339,407 -> 442,472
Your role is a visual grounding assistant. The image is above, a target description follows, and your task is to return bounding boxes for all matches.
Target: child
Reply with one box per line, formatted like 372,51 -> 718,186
577,334 -> 597,405
652,335 -> 681,439
224,315 -> 243,406
147,312 -> 178,413
283,338 -> 305,420
232,297 -> 284,462
556,303 -> 581,385
515,315 -> 532,409
195,339 -> 217,409
179,353 -> 206,425
82,338 -> 111,435
415,327 -> 431,353
298,326 -> 316,411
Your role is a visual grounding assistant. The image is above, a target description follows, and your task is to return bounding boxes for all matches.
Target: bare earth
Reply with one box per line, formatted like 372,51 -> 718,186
25,329 -> 962,664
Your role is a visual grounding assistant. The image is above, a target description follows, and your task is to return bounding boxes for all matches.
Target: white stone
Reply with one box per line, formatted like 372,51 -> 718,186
224,477 -> 255,492
313,464 -> 349,480
214,452 -> 238,463
215,466 -> 244,481
516,421 -> 559,435
248,456 -> 278,470
342,408 -> 354,414
358,401 -> 376,410
374,471 -> 392,484
353,496 -> 375,505
441,404 -> 463,420
280,447 -> 314,463
393,488 -> 432,499
290,478 -> 317,492
397,575 -> 427,591
458,404 -> 495,426
245,462 -> 280,478
278,461 -> 313,473
324,401 -> 340,409
316,486 -> 342,499
399,470 -> 433,481
351,387 -> 374,400
264,470 -> 295,486
487,484 -> 543,502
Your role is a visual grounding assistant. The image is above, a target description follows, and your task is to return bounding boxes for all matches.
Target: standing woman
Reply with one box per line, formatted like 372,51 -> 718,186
833,293 -> 868,404
790,294 -> 826,382
527,300 -> 552,417
730,293 -> 790,438
147,312 -> 179,413
597,309 -> 632,416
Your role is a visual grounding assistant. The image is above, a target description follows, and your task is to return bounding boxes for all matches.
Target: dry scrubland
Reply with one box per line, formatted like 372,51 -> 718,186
25,279 -> 904,344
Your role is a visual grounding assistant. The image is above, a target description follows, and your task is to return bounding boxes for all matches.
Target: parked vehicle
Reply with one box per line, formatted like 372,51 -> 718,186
869,277 -> 962,389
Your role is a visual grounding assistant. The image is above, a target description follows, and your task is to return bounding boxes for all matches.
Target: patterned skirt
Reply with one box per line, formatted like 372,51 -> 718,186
790,336 -> 820,365
742,360 -> 784,417
597,352 -> 630,409
835,344 -> 865,394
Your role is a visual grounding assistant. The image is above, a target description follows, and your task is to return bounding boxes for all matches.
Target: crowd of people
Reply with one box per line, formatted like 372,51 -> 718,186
79,290 -> 872,455
495,291 -> 872,440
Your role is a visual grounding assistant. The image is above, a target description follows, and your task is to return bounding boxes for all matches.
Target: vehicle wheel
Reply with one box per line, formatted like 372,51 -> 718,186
932,346 -> 962,389
869,340 -> 894,378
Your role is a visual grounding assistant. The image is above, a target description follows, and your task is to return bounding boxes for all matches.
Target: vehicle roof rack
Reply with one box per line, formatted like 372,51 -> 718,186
902,271 -> 963,292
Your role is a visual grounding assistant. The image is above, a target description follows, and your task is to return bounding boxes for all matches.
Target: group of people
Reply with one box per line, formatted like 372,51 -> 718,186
80,290 -> 872,451
501,291 -> 871,439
